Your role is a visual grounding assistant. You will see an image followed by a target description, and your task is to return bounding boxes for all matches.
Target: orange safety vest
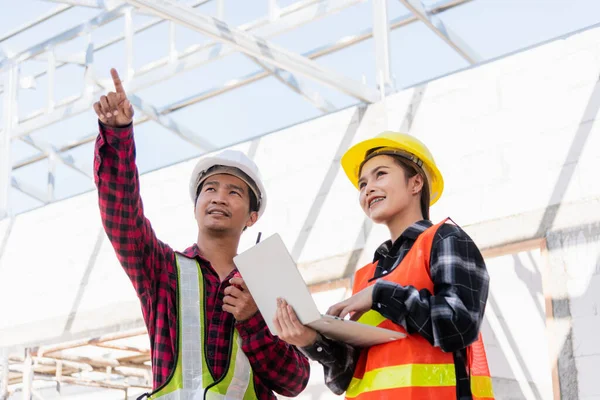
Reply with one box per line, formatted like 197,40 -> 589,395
347,220 -> 494,400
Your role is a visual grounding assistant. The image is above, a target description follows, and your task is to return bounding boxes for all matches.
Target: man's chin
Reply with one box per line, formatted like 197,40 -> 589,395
202,222 -> 234,235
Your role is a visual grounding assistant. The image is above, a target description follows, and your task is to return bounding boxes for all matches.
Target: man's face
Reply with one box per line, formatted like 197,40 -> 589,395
195,173 -> 258,235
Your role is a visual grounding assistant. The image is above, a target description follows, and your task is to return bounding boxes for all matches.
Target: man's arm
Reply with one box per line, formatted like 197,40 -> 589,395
93,69 -> 173,324
235,313 -> 310,397
371,224 -> 490,352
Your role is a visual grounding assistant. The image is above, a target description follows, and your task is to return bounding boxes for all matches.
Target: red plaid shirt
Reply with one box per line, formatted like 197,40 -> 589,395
94,122 -> 309,399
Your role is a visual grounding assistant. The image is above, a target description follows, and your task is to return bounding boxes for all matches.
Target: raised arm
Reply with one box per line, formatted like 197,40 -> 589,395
93,68 -> 174,306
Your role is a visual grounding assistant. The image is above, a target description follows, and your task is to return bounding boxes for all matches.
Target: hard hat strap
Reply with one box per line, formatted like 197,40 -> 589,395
360,147 -> 424,172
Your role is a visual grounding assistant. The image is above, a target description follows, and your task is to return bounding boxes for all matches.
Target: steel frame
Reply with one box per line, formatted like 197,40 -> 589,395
0,0 -> 483,217
0,0 -> 476,216
397,0 -> 480,64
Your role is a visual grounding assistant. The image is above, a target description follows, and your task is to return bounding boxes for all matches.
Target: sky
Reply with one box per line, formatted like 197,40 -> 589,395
2,0 -> 600,215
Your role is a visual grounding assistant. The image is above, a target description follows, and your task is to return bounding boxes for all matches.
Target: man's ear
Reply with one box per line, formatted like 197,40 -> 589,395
245,211 -> 258,229
193,194 -> 201,219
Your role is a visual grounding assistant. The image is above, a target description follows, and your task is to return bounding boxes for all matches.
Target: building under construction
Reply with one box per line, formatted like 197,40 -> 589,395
1,0 -> 599,399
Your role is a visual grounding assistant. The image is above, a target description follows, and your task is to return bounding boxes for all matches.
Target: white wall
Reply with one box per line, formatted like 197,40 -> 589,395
481,249 -> 554,400
3,24 -> 600,399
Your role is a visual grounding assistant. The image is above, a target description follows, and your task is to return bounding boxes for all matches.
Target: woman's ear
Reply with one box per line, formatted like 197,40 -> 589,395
412,173 -> 425,194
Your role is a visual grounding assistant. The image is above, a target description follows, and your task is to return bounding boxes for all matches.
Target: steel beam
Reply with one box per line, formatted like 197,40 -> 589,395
22,349 -> 33,400
216,0 -> 225,21
47,50 -> 56,113
48,154 -> 57,202
168,21 -> 177,62
0,4 -> 72,43
1,66 -> 17,219
268,0 -> 280,21
43,0 -> 100,6
0,351 -> 8,400
249,58 -> 336,113
34,51 -> 87,66
19,135 -> 91,179
124,8 -> 134,80
41,0 -> 159,16
372,0 -> 392,92
11,177 -> 49,205
14,95 -> 96,138
0,5 -> 129,72
398,0 -> 480,64
42,0 -> 175,16
128,95 -> 216,150
42,0 -> 115,6
123,0 -> 380,102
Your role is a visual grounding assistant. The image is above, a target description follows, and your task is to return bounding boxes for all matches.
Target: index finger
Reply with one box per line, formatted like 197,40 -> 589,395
327,303 -> 343,317
339,305 -> 355,320
110,68 -> 125,94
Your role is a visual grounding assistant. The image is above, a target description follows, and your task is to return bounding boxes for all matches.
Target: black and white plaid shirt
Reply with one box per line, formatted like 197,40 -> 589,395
301,220 -> 490,399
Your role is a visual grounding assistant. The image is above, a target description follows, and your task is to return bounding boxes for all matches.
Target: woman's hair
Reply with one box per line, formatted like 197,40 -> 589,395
391,156 -> 430,221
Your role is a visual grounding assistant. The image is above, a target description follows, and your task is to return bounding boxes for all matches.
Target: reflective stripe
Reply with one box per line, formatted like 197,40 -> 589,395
154,388 -> 227,399
346,363 -> 456,398
154,389 -> 192,400
348,220 -> 495,400
472,375 -> 494,399
178,255 -> 204,392
224,336 -> 252,398
356,310 -> 386,327
150,254 -> 255,399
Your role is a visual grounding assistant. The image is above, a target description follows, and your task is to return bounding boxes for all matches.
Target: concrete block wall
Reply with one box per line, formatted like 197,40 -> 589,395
2,25 -> 600,399
546,223 -> 600,400
480,249 -> 554,400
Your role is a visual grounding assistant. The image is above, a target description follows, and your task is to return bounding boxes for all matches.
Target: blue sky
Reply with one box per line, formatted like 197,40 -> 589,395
2,0 -> 600,214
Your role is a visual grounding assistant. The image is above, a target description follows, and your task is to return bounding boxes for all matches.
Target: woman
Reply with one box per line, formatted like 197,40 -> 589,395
273,131 -> 495,400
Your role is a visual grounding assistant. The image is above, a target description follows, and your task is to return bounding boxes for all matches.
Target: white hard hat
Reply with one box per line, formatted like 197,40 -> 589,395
189,150 -> 267,218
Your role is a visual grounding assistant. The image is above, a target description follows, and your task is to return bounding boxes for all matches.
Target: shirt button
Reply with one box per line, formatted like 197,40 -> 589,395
317,347 -> 323,352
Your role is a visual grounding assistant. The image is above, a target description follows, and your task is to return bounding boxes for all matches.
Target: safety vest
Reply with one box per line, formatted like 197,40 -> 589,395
147,253 -> 257,400
346,220 -> 494,400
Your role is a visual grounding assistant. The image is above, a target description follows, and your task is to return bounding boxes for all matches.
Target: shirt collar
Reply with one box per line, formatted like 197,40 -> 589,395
373,219 -> 433,261
181,243 -> 210,264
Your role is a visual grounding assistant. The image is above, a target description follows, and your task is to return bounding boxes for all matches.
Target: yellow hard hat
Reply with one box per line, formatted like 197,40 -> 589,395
340,131 -> 444,205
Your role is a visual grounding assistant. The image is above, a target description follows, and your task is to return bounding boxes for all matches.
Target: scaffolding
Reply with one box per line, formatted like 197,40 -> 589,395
3,328 -> 151,399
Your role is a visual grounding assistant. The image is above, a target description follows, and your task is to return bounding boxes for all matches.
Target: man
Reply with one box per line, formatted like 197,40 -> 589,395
274,132 -> 494,399
93,68 -> 309,399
